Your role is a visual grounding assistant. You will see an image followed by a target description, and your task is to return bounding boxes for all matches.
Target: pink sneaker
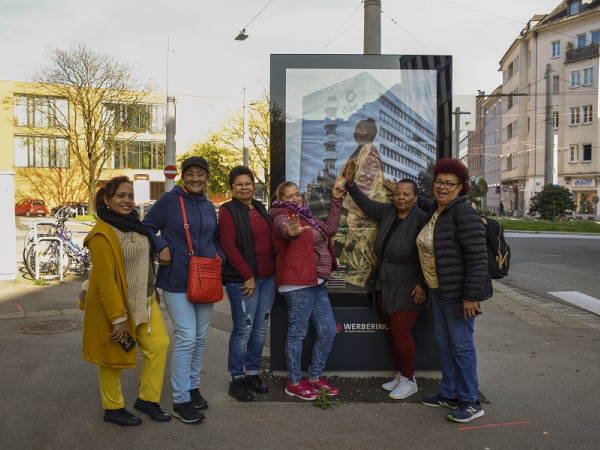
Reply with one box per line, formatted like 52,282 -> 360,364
308,376 -> 339,396
285,380 -> 318,401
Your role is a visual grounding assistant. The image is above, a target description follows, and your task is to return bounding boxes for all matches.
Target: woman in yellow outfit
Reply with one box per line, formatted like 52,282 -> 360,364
83,176 -> 170,426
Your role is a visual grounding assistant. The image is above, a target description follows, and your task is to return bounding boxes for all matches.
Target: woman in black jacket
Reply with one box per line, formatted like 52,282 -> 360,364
413,158 -> 491,424
343,160 -> 427,400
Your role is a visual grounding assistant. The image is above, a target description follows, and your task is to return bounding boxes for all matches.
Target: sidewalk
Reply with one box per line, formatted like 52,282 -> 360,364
1,277 -> 599,449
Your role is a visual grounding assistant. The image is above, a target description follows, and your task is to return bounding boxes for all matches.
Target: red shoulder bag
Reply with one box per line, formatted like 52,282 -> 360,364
179,195 -> 223,303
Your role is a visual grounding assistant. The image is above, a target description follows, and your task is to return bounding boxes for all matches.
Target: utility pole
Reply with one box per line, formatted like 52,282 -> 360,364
544,64 -> 554,186
242,87 -> 249,167
453,107 -> 471,160
364,0 -> 381,54
165,36 -> 176,192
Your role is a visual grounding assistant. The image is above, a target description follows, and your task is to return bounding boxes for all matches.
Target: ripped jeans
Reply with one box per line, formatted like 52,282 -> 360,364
226,276 -> 276,376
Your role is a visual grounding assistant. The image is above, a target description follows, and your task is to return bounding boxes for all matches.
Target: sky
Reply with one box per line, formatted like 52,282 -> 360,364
0,0 -> 557,152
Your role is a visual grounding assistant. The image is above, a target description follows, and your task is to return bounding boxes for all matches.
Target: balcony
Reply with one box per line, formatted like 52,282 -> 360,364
566,43 -> 599,64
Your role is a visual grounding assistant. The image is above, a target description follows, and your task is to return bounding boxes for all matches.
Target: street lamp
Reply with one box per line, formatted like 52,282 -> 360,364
235,29 -> 248,41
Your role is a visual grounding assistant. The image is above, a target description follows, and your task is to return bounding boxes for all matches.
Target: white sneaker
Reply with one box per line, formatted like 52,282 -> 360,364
388,377 -> 418,399
382,373 -> 405,391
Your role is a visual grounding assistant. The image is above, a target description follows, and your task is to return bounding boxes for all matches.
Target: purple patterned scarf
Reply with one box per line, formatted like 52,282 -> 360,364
271,200 -> 325,237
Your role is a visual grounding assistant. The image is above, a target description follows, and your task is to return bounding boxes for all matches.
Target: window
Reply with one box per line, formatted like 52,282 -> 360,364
577,34 -> 587,48
104,103 -> 166,133
14,135 -> 70,168
551,41 -> 561,58
13,95 -> 68,128
109,140 -> 165,170
570,70 -> 581,88
528,50 -> 532,67
507,62 -> 514,80
553,75 -> 560,94
570,107 -> 580,125
569,144 -> 580,162
583,67 -> 594,85
528,116 -> 531,134
582,144 -> 592,162
527,83 -> 531,100
583,105 -> 593,123
592,31 -> 600,44
569,1 -> 580,15
507,94 -> 514,109
553,111 -> 559,129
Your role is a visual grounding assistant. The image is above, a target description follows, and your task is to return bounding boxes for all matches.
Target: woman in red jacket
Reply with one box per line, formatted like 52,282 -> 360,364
270,179 -> 345,400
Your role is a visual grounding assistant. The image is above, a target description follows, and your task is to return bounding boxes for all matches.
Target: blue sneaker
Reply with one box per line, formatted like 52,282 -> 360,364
447,400 -> 485,423
420,393 -> 459,409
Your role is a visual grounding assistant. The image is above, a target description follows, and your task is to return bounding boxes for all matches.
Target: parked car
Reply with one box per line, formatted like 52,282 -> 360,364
50,202 -> 88,217
15,199 -> 48,217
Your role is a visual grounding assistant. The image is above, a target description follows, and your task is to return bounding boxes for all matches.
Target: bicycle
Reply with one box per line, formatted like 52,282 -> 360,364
24,208 -> 92,279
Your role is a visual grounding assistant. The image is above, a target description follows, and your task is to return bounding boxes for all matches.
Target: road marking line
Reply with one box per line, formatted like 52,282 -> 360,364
548,291 -> 600,316
458,421 -> 531,431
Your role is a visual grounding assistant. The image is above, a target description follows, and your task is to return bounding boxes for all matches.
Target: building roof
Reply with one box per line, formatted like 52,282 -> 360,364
498,0 -> 600,66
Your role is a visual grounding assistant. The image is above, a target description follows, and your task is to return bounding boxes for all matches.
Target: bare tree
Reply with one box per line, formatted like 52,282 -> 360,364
31,42 -> 154,215
217,89 -> 271,199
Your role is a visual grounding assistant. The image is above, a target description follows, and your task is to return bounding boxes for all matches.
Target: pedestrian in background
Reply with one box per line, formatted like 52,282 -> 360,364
83,176 -> 170,426
143,156 -> 225,424
271,179 -> 345,400
218,166 -> 275,402
415,158 -> 491,423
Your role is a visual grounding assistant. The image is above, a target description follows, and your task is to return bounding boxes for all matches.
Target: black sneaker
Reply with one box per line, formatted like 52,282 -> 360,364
172,401 -> 204,424
420,393 -> 459,409
189,388 -> 208,410
229,377 -> 254,402
134,398 -> 171,422
103,408 -> 142,426
245,374 -> 269,394
447,400 -> 485,423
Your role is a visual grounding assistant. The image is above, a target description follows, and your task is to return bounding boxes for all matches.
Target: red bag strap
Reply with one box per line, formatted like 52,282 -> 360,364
179,195 -> 194,256
179,195 -> 220,261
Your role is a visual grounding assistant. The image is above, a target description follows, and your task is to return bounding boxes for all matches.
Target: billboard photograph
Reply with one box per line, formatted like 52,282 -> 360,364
271,54 -> 452,296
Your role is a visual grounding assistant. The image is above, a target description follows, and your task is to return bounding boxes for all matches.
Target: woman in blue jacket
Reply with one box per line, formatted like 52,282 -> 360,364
143,156 -> 225,424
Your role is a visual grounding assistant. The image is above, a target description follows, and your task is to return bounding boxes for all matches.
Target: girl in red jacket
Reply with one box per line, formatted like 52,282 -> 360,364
270,179 -> 345,400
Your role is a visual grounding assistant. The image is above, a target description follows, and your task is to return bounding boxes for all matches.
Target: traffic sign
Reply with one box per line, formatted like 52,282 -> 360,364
164,165 -> 178,179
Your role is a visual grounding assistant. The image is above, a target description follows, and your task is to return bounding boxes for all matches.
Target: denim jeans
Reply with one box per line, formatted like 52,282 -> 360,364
163,291 -> 214,404
226,276 -> 276,376
430,288 -> 479,403
282,284 -> 337,384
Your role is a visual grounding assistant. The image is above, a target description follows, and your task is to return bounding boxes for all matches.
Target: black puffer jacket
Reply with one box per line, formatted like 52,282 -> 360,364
418,195 -> 493,304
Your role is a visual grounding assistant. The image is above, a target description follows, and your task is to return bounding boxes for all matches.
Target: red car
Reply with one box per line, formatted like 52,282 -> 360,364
15,199 -> 48,217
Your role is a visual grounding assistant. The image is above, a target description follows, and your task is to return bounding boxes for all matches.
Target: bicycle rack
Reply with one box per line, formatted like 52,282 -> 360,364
34,237 -> 64,282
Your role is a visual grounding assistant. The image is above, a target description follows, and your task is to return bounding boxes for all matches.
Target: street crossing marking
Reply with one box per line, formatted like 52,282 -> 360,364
548,291 -> 600,316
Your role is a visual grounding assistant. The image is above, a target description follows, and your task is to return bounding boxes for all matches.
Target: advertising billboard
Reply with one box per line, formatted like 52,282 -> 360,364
270,54 -> 452,373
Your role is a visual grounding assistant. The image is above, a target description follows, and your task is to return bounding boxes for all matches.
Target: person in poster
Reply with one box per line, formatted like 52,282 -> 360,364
335,118 -> 390,288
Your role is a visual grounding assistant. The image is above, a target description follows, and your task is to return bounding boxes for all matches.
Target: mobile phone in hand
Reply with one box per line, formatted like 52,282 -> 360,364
119,332 -> 136,352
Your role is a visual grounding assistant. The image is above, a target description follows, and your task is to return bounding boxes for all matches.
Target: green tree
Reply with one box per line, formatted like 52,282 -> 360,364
30,42 -> 154,215
468,178 -> 488,209
213,89 -> 271,199
528,184 -> 574,220
177,134 -> 237,197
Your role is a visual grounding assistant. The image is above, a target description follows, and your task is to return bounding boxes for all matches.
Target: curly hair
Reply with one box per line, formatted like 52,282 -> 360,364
228,165 -> 255,187
95,176 -> 132,209
433,158 -> 471,195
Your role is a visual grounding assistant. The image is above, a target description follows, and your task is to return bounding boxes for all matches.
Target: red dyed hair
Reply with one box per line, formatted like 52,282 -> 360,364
433,158 -> 471,195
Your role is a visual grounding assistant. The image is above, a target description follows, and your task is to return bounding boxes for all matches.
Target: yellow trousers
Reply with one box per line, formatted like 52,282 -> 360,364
98,299 -> 170,410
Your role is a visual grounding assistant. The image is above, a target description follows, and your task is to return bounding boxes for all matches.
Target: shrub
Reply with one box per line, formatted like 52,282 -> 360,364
528,184 -> 574,221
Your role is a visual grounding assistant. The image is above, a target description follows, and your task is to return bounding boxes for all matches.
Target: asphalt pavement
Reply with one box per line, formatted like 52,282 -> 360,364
2,221 -> 600,448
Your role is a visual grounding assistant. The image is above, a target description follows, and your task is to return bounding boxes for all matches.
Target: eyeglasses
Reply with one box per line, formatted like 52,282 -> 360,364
433,179 -> 461,189
232,182 -> 254,188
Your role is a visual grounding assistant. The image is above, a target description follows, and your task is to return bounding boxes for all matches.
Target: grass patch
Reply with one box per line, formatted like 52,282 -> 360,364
71,215 -> 96,223
498,218 -> 600,233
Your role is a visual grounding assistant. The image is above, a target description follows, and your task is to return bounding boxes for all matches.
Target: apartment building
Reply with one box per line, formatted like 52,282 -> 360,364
498,0 -> 599,219
0,79 -> 167,210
